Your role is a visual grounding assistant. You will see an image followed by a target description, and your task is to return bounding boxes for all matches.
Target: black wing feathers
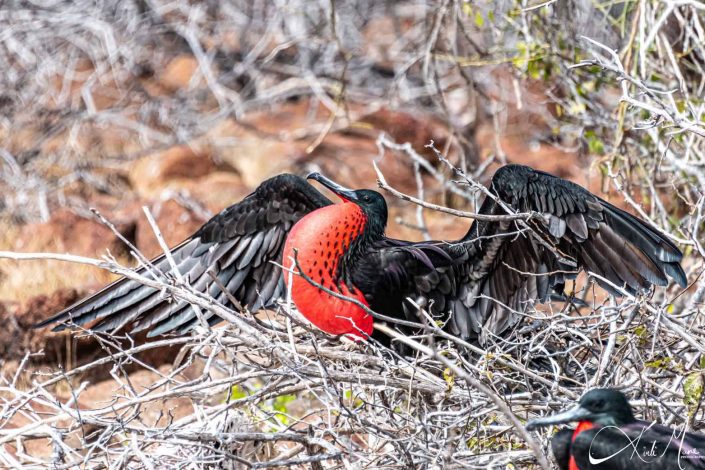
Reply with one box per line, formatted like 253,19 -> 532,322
35,174 -> 331,335
365,164 -> 686,344
36,165 -> 686,346
451,164 -> 685,342
494,166 -> 684,277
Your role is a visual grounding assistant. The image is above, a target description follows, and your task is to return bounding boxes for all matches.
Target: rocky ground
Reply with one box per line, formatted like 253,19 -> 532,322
0,101 -> 603,464
7,2 -> 696,466
0,62 -> 604,461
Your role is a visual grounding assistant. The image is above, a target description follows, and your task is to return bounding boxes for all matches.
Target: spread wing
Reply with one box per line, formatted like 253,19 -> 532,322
361,164 -> 686,344
452,164 -> 686,342
35,174 -> 332,337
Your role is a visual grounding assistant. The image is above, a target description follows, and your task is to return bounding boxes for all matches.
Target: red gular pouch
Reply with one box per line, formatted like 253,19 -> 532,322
283,203 -> 374,338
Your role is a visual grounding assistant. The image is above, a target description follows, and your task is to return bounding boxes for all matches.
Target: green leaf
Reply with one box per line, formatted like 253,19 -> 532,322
229,385 -> 248,401
269,393 -> 297,425
676,100 -> 686,113
272,393 -> 296,413
443,367 -> 455,390
474,11 -> 484,27
513,41 -> 529,69
683,372 -> 704,417
344,389 -> 364,408
527,59 -> 540,79
584,130 -> 605,155
645,357 -> 672,369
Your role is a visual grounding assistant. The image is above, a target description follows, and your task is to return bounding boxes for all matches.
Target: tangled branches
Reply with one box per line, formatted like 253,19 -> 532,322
0,133 -> 703,467
1,0 -> 704,468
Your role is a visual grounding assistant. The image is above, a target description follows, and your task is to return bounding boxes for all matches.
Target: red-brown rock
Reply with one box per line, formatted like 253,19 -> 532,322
129,145 -> 217,198
0,288 -> 82,368
135,198 -> 208,259
160,55 -> 199,92
358,108 -> 450,159
13,208 -> 131,258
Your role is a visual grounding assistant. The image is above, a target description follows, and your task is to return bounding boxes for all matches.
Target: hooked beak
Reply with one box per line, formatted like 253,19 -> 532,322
307,172 -> 359,202
526,405 -> 594,431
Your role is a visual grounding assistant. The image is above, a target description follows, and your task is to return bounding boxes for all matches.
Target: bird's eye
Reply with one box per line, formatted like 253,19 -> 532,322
363,195 -> 370,202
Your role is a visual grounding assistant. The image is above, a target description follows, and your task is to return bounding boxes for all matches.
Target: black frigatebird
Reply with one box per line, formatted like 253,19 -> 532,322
526,388 -> 705,469
35,164 -> 687,344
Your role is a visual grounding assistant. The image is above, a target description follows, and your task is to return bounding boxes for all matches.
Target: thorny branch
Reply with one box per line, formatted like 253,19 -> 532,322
1,0 -> 704,468
1,127 -> 703,466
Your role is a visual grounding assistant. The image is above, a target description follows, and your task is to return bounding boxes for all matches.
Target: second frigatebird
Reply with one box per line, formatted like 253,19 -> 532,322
35,165 -> 687,344
526,388 -> 705,469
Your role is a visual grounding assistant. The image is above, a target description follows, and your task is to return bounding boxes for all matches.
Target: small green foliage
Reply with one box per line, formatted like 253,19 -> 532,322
512,41 -> 529,70
229,384 -> 249,401
507,7 -> 520,19
465,418 -> 512,451
252,393 -> 298,426
474,11 -> 484,27
683,372 -> 704,418
526,58 -> 541,80
343,389 -> 364,408
584,130 -> 605,155
227,384 -> 298,426
443,367 -> 455,390
587,64 -> 602,75
633,325 -> 649,346
676,100 -> 687,114
576,80 -> 596,97
568,100 -> 587,115
466,436 -> 480,448
272,394 -> 296,413
645,357 -> 672,369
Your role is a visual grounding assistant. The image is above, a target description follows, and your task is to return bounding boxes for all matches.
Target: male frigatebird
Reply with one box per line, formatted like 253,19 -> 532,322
36,165 -> 687,344
526,388 -> 705,469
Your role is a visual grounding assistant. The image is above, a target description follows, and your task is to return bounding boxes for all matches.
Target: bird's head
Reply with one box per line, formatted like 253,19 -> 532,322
307,172 -> 388,232
526,389 -> 636,430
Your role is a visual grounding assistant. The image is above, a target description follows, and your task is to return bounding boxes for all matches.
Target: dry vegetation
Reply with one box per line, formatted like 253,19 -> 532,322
0,0 -> 704,468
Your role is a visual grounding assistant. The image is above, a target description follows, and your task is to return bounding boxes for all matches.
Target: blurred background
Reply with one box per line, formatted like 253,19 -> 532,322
1,1 -> 704,466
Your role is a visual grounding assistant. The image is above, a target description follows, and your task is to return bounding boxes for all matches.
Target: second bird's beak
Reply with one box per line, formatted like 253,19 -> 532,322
526,405 -> 594,430
307,172 -> 359,202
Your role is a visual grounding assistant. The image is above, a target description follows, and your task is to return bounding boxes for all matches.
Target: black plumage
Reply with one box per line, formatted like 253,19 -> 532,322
550,429 -> 574,470
527,389 -> 705,469
36,174 -> 331,336
35,165 -> 687,345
